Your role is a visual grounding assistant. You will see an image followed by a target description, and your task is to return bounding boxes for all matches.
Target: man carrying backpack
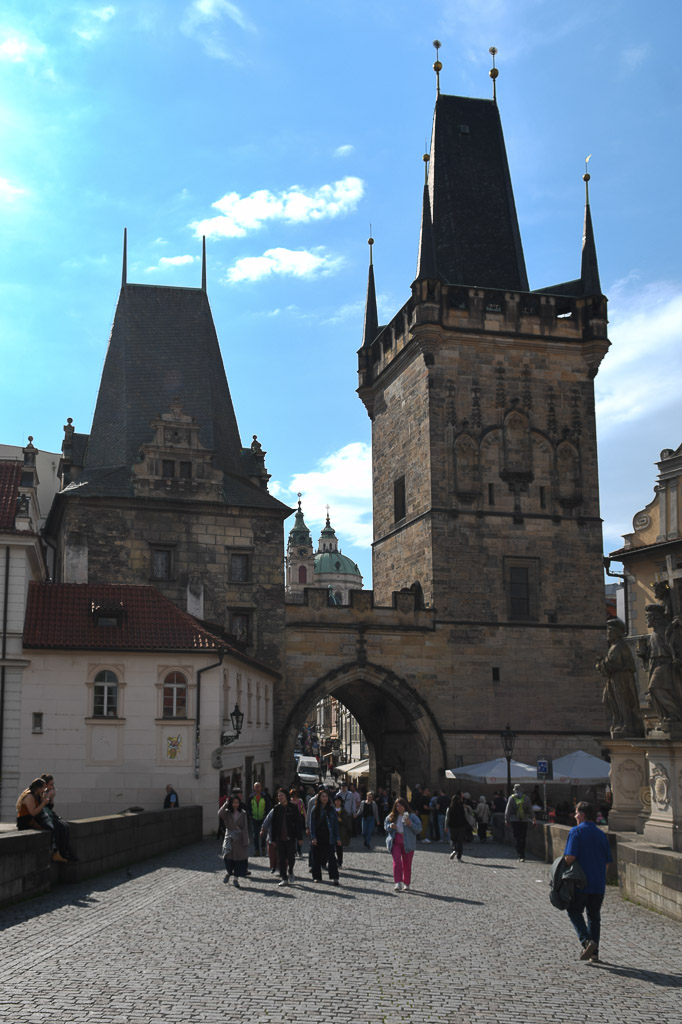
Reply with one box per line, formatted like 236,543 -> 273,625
563,801 -> 612,962
505,783 -> 536,861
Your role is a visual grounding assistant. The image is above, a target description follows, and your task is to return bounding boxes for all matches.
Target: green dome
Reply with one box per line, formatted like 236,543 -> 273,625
314,551 -> 361,576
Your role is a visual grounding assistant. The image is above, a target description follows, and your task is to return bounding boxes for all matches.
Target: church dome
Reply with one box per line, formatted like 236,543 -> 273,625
315,552 -> 361,577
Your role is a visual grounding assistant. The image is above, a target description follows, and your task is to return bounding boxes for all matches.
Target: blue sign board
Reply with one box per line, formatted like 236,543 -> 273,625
537,758 -> 549,776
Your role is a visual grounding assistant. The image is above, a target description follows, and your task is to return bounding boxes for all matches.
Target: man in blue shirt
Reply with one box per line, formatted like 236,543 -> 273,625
563,801 -> 612,962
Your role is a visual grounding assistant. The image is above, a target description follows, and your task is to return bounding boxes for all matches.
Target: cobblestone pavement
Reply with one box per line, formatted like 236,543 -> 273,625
1,836 -> 681,1024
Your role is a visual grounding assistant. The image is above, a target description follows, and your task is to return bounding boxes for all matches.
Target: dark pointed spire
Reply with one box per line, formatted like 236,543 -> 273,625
580,160 -> 601,297
201,235 -> 206,291
362,234 -> 378,348
489,47 -> 499,104
416,153 -> 438,281
122,227 -> 127,287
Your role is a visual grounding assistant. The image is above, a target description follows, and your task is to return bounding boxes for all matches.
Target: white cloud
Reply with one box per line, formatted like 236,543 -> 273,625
273,442 -> 373,550
74,6 -> 117,41
621,45 -> 649,71
146,254 -> 196,272
153,237 -> 168,245
191,176 -> 365,239
226,247 -> 343,283
181,0 -> 254,60
0,176 -> 26,202
0,33 -> 47,63
334,144 -> 354,158
596,278 -> 682,433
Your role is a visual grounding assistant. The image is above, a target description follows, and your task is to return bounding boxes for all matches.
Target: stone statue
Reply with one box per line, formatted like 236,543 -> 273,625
596,618 -> 644,737
637,604 -> 682,734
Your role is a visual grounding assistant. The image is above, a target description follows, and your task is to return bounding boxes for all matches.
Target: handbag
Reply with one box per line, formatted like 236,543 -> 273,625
464,804 -> 476,829
221,832 -> 233,857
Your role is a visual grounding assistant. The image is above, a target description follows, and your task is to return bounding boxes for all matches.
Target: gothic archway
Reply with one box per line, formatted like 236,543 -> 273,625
275,661 -> 447,792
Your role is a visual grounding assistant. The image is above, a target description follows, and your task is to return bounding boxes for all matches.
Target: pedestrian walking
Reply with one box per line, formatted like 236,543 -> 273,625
355,790 -> 380,848
310,789 -> 341,885
445,792 -> 467,862
384,798 -> 422,892
271,788 -> 302,887
249,781 -> 269,856
219,795 -> 249,888
505,783 -> 536,861
260,807 -> 278,874
563,801 -> 613,962
475,795 -> 490,843
490,791 -> 506,843
163,784 -> 179,808
333,793 -> 352,868
289,786 -> 306,859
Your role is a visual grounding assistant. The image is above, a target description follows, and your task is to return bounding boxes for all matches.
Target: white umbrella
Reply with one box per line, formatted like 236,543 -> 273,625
445,757 -> 536,784
550,750 -> 610,785
335,758 -> 368,774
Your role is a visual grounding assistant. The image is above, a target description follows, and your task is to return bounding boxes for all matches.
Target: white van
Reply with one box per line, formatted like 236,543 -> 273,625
296,756 -> 321,786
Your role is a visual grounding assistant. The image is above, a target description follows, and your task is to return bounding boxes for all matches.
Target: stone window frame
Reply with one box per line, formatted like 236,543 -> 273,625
393,475 -> 406,523
155,667 -> 195,721
229,551 -> 251,583
86,665 -> 126,721
230,610 -> 252,646
503,556 -> 540,622
150,544 -> 176,581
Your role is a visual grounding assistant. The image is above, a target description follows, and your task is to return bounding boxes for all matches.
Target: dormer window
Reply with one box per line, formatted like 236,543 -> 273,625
162,460 -> 175,478
92,604 -> 123,628
179,461 -> 192,480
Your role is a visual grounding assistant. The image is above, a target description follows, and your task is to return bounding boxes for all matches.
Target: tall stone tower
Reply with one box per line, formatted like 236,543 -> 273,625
47,237 -> 291,671
358,85 -> 609,646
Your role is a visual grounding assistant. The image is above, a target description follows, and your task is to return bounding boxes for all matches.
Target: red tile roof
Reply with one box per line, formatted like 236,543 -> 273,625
24,582 -> 228,654
0,461 -> 22,531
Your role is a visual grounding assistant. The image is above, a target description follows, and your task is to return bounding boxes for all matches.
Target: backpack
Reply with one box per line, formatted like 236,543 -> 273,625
514,796 -> 526,821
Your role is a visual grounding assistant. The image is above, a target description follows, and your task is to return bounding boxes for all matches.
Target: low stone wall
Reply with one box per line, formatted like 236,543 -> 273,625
617,839 -> 682,921
513,821 -> 618,883
0,806 -> 203,906
0,830 -> 52,908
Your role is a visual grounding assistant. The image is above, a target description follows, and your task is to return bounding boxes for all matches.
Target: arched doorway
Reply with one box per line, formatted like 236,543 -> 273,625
276,661 -> 446,794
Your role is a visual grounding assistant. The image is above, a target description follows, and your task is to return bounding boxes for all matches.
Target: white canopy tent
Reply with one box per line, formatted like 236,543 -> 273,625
550,750 -> 611,785
335,758 -> 369,776
445,757 -> 536,785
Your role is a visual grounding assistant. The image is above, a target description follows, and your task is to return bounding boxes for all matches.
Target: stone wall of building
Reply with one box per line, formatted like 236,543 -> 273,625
56,497 -> 286,673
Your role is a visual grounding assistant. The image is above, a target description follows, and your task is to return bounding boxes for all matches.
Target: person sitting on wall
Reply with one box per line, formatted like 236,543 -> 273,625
16,778 -> 67,862
38,773 -> 76,861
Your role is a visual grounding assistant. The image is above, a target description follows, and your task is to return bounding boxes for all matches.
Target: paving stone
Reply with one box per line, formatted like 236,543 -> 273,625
0,837 -> 680,1023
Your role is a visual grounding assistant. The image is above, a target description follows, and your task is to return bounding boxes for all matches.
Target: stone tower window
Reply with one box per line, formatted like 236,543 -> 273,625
504,557 -> 540,621
298,565 -> 307,584
151,548 -> 173,580
179,461 -> 192,479
394,476 -> 406,522
162,460 -> 175,478
230,553 -> 250,582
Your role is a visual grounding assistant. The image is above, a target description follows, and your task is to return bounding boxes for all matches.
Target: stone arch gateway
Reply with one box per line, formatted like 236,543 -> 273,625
277,660 -> 447,791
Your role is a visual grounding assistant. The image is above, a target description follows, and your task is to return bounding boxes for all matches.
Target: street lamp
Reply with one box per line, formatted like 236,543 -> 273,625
220,703 -> 245,746
500,723 -> 516,798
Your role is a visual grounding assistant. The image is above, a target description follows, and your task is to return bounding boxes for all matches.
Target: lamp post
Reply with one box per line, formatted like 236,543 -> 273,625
220,703 -> 245,746
500,723 -> 516,798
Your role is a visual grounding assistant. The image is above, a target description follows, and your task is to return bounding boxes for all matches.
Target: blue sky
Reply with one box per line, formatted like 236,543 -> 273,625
1,0 -> 681,587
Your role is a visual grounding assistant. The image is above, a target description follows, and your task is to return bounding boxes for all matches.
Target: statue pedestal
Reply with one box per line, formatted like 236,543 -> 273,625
606,737 -> 649,833
642,738 -> 682,852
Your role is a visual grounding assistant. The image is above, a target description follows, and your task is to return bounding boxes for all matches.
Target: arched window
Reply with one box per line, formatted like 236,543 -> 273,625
298,565 -> 307,584
93,670 -> 118,717
163,671 -> 188,718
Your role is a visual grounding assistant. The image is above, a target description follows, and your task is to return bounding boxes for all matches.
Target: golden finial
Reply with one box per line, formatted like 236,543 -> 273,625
423,150 -> 430,185
489,46 -> 499,103
433,40 -> 442,95
368,226 -> 374,266
583,154 -> 592,203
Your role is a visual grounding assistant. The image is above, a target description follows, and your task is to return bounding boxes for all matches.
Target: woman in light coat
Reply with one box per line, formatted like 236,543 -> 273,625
475,795 -> 491,844
384,798 -> 422,892
219,795 -> 249,887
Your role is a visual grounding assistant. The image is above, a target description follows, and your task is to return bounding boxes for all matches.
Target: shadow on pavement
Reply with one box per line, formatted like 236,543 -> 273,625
591,963 -> 682,988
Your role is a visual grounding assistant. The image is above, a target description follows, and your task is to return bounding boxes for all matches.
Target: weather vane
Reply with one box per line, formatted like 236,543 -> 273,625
368,224 -> 374,266
489,46 -> 499,102
433,40 -> 442,95
584,154 -> 592,202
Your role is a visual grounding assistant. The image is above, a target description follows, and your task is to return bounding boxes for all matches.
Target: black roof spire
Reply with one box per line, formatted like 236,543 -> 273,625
426,93 -> 529,291
580,161 -> 602,297
362,233 -> 379,348
122,227 -> 127,287
201,235 -> 207,291
416,153 -> 439,281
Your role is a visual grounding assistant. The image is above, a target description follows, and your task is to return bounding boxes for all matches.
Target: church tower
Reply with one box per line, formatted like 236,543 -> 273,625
359,53 -> 609,635
48,236 -> 292,670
